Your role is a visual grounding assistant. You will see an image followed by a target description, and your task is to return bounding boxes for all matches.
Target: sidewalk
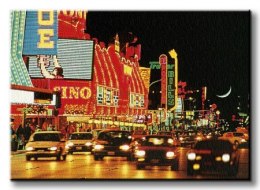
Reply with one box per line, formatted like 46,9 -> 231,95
11,150 -> 26,155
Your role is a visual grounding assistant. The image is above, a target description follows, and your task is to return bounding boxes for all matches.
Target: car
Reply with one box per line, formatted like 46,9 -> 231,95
25,131 -> 67,161
66,132 -> 93,154
186,139 -> 240,176
92,129 -> 103,139
134,135 -> 180,170
178,130 -> 197,147
218,132 -> 248,147
92,129 -> 133,161
156,131 -> 181,146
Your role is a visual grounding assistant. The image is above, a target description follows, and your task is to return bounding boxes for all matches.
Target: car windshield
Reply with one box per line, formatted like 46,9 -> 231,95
157,132 -> 171,136
70,133 -> 93,140
234,133 -> 244,137
141,137 -> 174,146
181,131 -> 196,136
133,131 -> 146,135
33,133 -> 61,141
195,140 -> 233,151
98,131 -> 131,140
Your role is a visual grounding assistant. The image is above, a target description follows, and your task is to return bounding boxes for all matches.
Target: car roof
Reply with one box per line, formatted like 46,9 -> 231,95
33,131 -> 61,134
146,135 -> 173,138
100,129 -> 130,132
71,132 -> 92,134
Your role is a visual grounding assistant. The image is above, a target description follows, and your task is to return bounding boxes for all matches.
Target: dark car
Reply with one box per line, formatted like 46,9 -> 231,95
134,135 -> 180,170
156,131 -> 181,146
179,130 -> 197,147
66,132 -> 93,154
131,130 -> 148,141
186,139 -> 240,176
92,130 -> 132,161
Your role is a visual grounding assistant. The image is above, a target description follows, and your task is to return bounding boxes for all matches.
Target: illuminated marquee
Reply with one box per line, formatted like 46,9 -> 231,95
53,86 -> 91,100
167,63 -> 175,110
23,11 -> 58,55
160,54 -> 167,105
29,39 -> 94,80
139,67 -> 151,91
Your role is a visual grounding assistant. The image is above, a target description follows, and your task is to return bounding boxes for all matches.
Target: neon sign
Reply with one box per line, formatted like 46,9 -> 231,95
53,86 -> 91,100
23,11 -> 58,55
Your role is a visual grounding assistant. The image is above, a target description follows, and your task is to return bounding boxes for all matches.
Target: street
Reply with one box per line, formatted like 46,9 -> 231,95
11,147 -> 249,180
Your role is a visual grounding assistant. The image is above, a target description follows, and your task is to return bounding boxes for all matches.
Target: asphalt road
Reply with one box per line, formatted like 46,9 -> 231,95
10,148 -> 249,180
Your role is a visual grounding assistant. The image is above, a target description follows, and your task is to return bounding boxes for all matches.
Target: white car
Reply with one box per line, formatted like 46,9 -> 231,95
218,132 -> 248,146
66,132 -> 93,154
25,131 -> 67,161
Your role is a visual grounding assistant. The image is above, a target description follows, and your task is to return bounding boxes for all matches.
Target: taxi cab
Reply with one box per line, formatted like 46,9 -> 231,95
25,131 -> 67,161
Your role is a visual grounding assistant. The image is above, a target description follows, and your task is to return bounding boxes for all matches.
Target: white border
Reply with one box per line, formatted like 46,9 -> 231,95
1,0 -> 258,189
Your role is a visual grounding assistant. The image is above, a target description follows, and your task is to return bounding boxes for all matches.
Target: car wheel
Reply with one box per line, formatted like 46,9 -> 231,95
136,164 -> 145,170
171,160 -> 179,171
94,155 -> 100,161
127,155 -> 133,161
62,155 -> 67,161
187,166 -> 194,176
26,155 -> 31,161
228,164 -> 238,176
34,156 -> 38,161
56,155 -> 61,161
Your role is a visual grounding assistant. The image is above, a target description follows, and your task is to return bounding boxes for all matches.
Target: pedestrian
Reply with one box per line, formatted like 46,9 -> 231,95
24,123 -> 32,144
16,124 -> 25,150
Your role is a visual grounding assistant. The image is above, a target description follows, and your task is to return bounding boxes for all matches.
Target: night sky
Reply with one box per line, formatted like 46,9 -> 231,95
86,11 -> 250,119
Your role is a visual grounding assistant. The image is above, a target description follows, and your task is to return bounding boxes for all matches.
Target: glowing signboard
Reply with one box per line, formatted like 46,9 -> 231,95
28,39 -> 94,80
160,54 -> 167,105
23,11 -> 58,55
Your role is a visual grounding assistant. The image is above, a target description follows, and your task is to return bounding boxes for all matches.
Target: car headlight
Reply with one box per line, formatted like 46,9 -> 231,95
48,147 -> 58,151
119,145 -> 130,151
85,142 -> 92,146
94,144 -> 104,150
26,147 -> 34,151
166,151 -> 175,158
167,139 -> 174,144
135,150 -> 145,157
222,153 -> 230,162
187,152 -> 196,160
67,142 -> 74,147
241,139 -> 246,143
196,137 -> 202,141
179,137 -> 184,141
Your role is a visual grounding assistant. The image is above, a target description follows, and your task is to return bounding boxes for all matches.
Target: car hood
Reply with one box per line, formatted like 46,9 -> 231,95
68,140 -> 92,144
96,138 -> 131,146
26,141 -> 62,148
138,146 -> 178,152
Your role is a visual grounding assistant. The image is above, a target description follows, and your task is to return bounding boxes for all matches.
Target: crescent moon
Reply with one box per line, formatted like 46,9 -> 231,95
216,86 -> 232,98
